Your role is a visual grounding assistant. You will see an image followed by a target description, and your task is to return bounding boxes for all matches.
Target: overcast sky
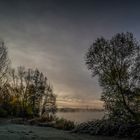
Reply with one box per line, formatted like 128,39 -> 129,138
0,0 -> 140,108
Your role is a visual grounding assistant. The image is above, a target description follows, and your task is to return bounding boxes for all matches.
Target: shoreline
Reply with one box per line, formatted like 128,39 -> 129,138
0,120 -> 133,140
1,118 -> 139,139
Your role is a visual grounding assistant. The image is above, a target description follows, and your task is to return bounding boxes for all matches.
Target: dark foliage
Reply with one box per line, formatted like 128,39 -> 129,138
0,41 -> 56,118
85,32 -> 140,122
73,119 -> 140,138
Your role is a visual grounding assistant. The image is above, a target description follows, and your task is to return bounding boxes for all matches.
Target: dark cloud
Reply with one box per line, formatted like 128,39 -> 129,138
0,0 -> 140,107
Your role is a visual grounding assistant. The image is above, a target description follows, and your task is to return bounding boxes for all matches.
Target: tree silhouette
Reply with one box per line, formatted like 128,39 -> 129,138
85,32 -> 140,122
0,40 -> 9,86
8,67 -> 56,118
0,41 -> 56,118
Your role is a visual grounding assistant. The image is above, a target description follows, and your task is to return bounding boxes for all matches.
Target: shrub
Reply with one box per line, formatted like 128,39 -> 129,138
54,117 -> 75,130
0,108 -> 8,117
73,119 -> 140,138
40,114 -> 56,122
28,118 -> 40,125
132,126 -> 140,138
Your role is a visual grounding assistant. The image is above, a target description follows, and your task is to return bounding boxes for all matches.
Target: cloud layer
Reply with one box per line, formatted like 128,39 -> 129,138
0,0 -> 140,108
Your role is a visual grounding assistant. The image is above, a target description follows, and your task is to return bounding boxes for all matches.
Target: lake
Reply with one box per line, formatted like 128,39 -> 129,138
56,111 -> 105,123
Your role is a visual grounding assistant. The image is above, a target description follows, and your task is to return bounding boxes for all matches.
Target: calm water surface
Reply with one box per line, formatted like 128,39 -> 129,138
56,111 -> 105,123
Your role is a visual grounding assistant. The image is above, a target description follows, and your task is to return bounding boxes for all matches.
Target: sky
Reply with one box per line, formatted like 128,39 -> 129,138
0,0 -> 140,108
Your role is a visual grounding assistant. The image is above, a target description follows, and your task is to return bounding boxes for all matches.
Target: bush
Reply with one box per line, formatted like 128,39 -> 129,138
73,119 -> 140,138
132,126 -> 140,138
28,118 -> 40,125
11,115 -> 75,131
0,108 -> 8,117
40,114 -> 56,122
54,118 -> 75,130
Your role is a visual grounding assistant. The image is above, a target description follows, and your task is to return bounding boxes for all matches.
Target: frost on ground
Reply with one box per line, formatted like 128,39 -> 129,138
0,123 -> 132,140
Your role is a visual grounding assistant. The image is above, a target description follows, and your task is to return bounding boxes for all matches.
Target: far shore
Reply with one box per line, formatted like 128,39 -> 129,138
57,107 -> 105,112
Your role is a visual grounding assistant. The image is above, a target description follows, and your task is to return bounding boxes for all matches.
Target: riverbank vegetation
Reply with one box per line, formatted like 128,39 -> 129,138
0,40 -> 56,118
80,32 -> 140,138
73,119 -> 140,138
11,115 -> 75,130
0,40 -> 75,131
85,32 -> 140,122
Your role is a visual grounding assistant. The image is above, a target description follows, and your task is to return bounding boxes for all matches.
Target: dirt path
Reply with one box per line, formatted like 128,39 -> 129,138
0,123 -> 132,140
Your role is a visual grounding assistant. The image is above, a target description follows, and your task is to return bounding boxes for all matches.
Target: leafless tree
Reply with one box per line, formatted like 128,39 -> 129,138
0,40 -> 9,86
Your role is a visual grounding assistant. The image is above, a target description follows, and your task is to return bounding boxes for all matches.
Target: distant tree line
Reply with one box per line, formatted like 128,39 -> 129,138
85,32 -> 140,122
0,40 -> 56,118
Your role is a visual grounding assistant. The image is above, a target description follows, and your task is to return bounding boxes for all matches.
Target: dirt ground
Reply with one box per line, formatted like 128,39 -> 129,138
0,120 -> 133,140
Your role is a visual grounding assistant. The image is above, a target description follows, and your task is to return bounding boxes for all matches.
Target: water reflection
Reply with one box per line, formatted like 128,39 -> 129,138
56,111 -> 105,123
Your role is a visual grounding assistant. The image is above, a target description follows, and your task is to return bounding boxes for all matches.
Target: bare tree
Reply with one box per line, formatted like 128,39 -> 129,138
0,40 -> 9,85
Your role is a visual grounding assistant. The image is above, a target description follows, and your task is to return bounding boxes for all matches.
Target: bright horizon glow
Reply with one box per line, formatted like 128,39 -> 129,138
56,97 -> 103,109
